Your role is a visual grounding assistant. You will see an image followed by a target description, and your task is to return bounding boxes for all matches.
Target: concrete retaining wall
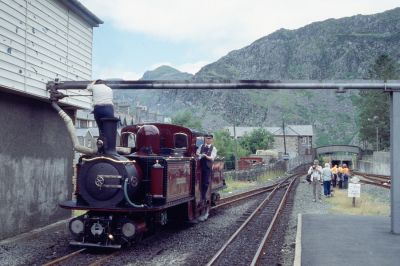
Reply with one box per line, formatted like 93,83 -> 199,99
0,91 -> 73,240
357,152 -> 390,175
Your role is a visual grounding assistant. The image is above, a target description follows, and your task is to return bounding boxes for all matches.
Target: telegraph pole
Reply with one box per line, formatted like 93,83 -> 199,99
282,119 -> 287,156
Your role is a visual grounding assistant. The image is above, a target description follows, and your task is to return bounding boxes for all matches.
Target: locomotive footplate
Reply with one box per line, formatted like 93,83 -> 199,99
70,241 -> 122,249
60,196 -> 195,212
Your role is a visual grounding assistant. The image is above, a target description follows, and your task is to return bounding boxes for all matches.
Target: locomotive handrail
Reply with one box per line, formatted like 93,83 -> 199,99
82,156 -> 134,164
123,179 -> 145,208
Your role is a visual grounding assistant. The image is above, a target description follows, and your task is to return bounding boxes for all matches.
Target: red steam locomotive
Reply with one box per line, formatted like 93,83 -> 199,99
59,119 -> 225,248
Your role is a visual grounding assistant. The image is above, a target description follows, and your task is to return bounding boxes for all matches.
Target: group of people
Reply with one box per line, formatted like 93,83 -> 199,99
307,160 -> 350,202
331,164 -> 350,189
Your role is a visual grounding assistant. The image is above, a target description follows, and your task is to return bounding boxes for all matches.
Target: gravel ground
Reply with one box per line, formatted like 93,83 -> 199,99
109,196 -> 264,266
0,225 -> 73,266
0,177 -> 390,266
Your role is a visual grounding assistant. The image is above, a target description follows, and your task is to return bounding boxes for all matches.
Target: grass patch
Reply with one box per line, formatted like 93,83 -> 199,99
328,189 -> 389,216
221,176 -> 257,194
221,170 -> 285,194
258,170 -> 285,182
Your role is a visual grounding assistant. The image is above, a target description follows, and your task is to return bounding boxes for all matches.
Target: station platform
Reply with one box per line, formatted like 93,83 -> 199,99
295,214 -> 400,266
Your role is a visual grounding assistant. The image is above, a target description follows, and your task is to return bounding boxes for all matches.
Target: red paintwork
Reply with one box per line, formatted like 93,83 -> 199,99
238,157 -> 263,170
151,163 -> 164,198
166,159 -> 191,201
68,123 -> 224,222
121,123 -> 198,156
136,125 -> 161,154
212,159 -> 225,189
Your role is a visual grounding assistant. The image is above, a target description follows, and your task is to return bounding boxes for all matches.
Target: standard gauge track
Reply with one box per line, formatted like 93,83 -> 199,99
205,175 -> 298,266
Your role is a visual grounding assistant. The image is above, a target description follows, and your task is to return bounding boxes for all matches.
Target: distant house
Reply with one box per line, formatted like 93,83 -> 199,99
225,125 -> 314,158
75,109 -> 136,159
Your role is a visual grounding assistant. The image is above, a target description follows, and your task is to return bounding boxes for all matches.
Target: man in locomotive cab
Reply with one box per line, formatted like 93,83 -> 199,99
196,134 -> 217,221
86,79 -> 114,136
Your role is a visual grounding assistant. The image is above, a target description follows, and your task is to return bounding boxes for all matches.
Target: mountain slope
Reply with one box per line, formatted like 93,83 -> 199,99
187,8 -> 400,145
115,8 -> 400,145
195,8 -> 400,80
141,65 -> 193,80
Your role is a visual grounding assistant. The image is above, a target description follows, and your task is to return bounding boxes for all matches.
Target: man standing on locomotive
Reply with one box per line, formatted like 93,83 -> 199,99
86,79 -> 114,136
196,134 -> 217,221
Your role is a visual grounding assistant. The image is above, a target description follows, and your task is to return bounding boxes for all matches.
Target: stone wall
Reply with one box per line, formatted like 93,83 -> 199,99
0,91 -> 73,240
357,151 -> 390,175
273,136 -> 299,158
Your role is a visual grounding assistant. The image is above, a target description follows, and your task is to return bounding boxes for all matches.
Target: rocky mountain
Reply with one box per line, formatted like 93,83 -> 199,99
195,8 -> 400,80
115,7 -> 400,145
141,65 -> 193,80
114,65 -> 193,114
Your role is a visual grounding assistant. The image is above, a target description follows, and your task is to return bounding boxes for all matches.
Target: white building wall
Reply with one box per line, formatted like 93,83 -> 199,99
0,0 -> 92,108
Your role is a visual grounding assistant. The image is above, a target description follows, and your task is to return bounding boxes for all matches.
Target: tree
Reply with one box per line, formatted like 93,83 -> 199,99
354,54 -> 399,150
213,129 -> 247,169
171,111 -> 202,130
239,128 -> 274,154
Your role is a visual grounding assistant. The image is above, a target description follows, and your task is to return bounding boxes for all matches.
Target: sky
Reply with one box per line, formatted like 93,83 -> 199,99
79,0 -> 400,80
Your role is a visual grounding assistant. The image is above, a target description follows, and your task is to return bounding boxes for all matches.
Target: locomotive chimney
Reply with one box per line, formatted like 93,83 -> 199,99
101,117 -> 120,155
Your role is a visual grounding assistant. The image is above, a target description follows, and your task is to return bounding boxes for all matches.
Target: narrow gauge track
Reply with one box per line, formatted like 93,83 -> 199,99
42,248 -> 86,266
42,247 -> 119,266
42,176 -> 297,266
206,175 -> 298,266
212,181 -> 283,210
353,171 -> 391,189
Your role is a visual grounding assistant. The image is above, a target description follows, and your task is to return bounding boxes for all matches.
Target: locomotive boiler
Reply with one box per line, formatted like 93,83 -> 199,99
53,101 -> 225,248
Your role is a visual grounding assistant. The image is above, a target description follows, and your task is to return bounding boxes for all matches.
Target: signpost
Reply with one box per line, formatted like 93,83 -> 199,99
348,176 -> 361,207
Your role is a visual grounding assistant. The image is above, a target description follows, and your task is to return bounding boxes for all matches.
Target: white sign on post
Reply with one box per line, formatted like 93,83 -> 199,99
348,183 -> 361,198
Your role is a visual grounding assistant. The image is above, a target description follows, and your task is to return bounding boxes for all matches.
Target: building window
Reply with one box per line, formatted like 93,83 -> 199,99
77,136 -> 84,146
79,120 -> 89,128
86,139 -> 92,148
302,137 -> 307,144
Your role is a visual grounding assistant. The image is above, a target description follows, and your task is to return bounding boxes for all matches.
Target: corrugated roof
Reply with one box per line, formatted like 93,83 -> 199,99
59,0 -> 103,27
225,125 -> 313,137
76,109 -> 94,120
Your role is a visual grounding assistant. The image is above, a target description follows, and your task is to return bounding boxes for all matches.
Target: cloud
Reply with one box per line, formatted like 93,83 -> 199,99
177,61 -> 209,74
81,0 -> 399,56
82,0 -> 399,78
148,61 -> 209,74
93,67 -> 142,80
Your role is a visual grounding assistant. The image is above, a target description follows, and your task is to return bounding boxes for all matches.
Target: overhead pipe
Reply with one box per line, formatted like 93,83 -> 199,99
47,80 -> 400,91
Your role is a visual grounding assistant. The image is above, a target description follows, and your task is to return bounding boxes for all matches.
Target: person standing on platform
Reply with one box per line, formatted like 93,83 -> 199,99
196,134 -> 217,221
331,164 -> 338,187
337,164 -> 344,189
322,163 -> 333,197
342,163 -> 350,189
308,159 -> 323,202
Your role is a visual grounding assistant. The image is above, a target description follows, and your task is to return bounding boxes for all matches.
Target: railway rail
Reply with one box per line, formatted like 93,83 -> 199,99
206,175 -> 298,266
42,247 -> 119,266
42,175 -> 299,265
353,171 -> 391,189
212,181 -> 282,210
